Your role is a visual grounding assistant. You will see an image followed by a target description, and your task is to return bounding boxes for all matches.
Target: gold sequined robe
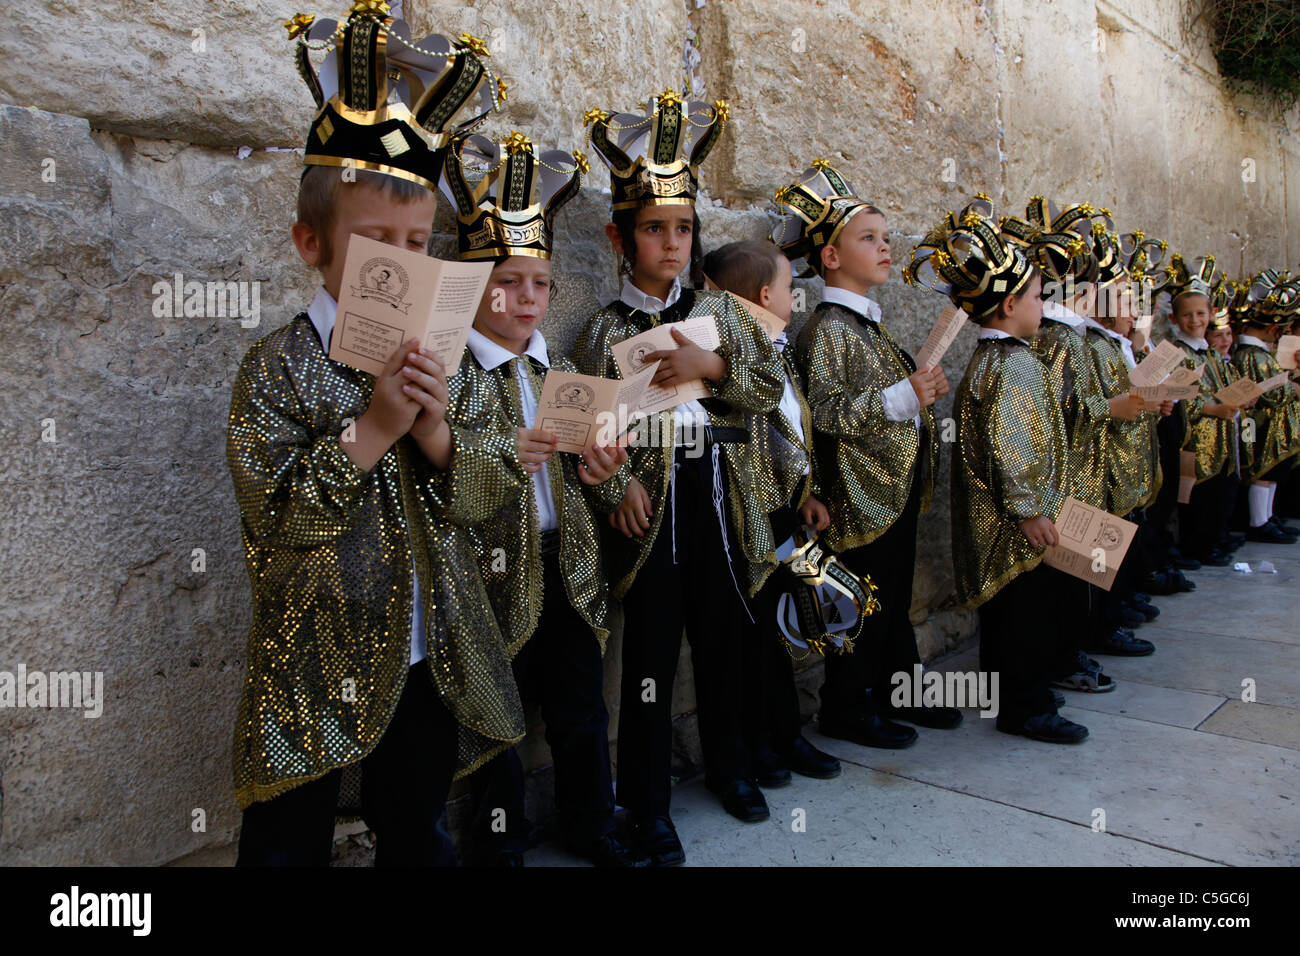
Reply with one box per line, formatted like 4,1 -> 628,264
572,288 -> 785,600
226,314 -> 524,811
951,336 -> 1067,609
438,349 -> 615,654
1172,339 -> 1239,482
1085,327 -> 1161,515
793,302 -> 938,554
1233,342 -> 1300,480
1032,317 -> 1111,509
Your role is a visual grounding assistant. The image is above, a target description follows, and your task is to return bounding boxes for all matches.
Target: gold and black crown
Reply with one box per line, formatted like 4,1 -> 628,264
1241,269 -> 1298,325
904,195 -> 1036,323
1117,229 -> 1170,301
1000,197 -> 1101,285
440,131 -> 584,261
584,89 -> 728,211
1161,253 -> 1220,304
289,2 -> 504,192
770,160 -> 877,278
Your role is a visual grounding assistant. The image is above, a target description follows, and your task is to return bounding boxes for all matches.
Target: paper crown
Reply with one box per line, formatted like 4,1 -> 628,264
1161,253 -> 1220,303
289,3 -> 503,192
904,195 -> 1036,323
1209,275 -> 1245,330
1117,229 -> 1170,300
439,132 -> 584,261
1240,269 -> 1299,325
1000,197 -> 1102,285
584,89 -> 728,211
770,160 -> 877,278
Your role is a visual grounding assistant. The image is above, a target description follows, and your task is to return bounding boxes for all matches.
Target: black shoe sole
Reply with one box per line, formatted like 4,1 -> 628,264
996,723 -> 1089,744
818,722 -> 918,749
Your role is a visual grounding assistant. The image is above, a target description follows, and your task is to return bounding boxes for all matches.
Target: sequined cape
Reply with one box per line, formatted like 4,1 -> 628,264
438,349 -> 615,653
226,314 -> 524,811
741,347 -> 819,596
951,336 -> 1067,609
1172,339 -> 1239,482
1085,328 -> 1161,515
1032,317 -> 1111,508
793,302 -> 938,554
572,288 -> 785,599
1233,343 -> 1300,480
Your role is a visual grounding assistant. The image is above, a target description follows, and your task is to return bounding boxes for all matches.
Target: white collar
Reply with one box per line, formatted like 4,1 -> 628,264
1172,328 -> 1209,351
620,277 -> 682,314
307,286 -> 338,352
1041,299 -> 1087,333
822,285 -> 883,323
773,330 -> 790,353
1238,334 -> 1270,350
977,327 -> 1015,341
1084,315 -> 1124,342
466,326 -> 550,372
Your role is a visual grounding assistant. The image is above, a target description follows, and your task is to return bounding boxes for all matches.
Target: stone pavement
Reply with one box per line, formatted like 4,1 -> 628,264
527,540 -> 1299,867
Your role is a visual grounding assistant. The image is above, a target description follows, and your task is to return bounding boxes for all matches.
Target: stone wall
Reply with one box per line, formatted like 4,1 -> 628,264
1,0 -> 1296,865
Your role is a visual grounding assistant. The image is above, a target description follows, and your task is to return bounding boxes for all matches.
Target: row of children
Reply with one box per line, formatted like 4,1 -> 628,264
226,6 -> 1300,868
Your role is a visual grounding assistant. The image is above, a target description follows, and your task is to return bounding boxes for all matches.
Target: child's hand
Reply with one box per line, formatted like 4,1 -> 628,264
578,442 -> 628,485
1110,393 -> 1145,421
908,366 -> 946,408
610,476 -> 653,538
363,338 -> 425,441
645,328 -> 726,386
800,494 -> 831,531
517,427 -> 558,474
1158,399 -> 1175,417
405,349 -> 449,441
1019,515 -> 1059,549
1205,402 -> 1239,420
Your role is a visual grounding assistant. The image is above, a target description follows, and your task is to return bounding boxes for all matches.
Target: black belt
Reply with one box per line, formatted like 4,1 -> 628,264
679,425 -> 749,447
539,528 -> 561,556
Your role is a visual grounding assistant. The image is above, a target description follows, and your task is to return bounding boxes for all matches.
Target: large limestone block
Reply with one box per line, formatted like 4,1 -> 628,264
693,0 -> 1003,228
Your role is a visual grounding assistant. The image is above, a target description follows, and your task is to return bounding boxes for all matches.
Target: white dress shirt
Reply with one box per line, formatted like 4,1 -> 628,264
1172,328 -> 1209,352
772,331 -> 810,476
1237,334 -> 1270,352
308,286 -> 426,666
821,285 -> 922,428
976,326 -> 1016,342
465,327 -> 559,533
619,277 -> 711,433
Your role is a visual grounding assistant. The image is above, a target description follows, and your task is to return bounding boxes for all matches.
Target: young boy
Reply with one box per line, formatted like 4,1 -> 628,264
576,93 -> 785,863
1164,255 -> 1243,566
907,199 -> 1087,743
228,9 -> 522,866
429,132 -> 646,867
776,162 -> 958,749
1232,274 -> 1300,542
701,239 -> 843,785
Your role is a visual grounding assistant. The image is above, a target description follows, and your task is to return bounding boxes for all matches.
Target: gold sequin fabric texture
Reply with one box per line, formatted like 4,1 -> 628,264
1233,344 -> 1300,480
1032,318 -> 1111,508
227,314 -> 524,811
573,289 -> 785,599
438,350 -> 613,654
1085,329 -> 1160,515
793,302 -> 938,554
951,337 -> 1067,609
1173,340 -> 1239,481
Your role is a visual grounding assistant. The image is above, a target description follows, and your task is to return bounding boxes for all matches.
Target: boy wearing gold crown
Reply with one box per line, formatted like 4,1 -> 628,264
227,7 -> 524,866
574,92 -> 785,863
1001,201 -> 1152,669
1232,273 -> 1300,543
427,132 -> 646,866
907,200 -> 1088,744
777,163 -> 959,750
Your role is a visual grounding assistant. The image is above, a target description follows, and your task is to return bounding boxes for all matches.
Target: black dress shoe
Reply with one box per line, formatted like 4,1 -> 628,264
1196,548 -> 1232,566
1247,522 -> 1298,544
888,704 -> 964,729
1089,629 -> 1156,656
752,746 -> 793,788
568,832 -> 650,868
819,710 -> 918,749
997,713 -> 1089,744
778,735 -> 841,779
1127,598 -> 1160,621
1172,554 -> 1202,571
1109,606 -> 1146,629
707,778 -> 769,823
628,815 -> 685,867
1270,517 -> 1300,535
1132,591 -> 1152,604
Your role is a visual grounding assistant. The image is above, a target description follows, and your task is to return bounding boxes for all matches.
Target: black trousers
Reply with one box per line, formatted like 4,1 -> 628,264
617,442 -> 753,818
1050,569 -> 1094,679
1180,467 -> 1236,559
978,564 -> 1059,725
236,663 -> 458,867
742,494 -> 807,757
468,554 -> 615,857
1148,414 -> 1185,559
820,474 -> 923,717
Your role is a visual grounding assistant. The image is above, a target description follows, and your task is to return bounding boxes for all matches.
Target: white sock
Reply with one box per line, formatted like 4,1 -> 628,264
1248,483 -> 1271,527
